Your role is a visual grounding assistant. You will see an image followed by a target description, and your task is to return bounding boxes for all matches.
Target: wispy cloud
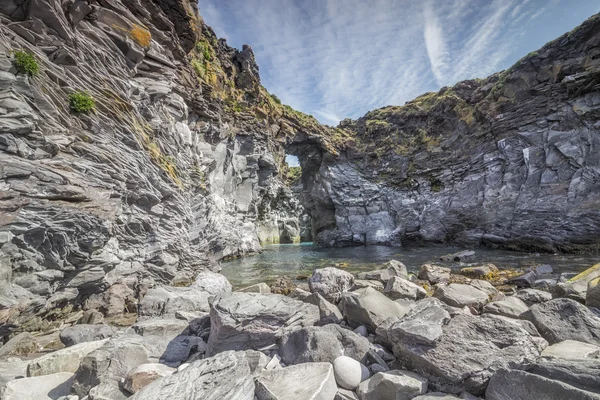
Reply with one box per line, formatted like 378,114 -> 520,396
200,0 -> 597,124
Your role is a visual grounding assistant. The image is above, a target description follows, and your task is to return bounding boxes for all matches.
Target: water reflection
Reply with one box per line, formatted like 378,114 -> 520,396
221,243 -> 599,288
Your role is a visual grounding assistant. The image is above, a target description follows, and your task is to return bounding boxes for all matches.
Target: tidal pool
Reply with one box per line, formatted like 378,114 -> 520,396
221,243 -> 599,289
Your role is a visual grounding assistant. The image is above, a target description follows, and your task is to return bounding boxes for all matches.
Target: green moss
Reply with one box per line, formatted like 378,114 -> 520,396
68,92 -> 95,113
13,50 -> 39,76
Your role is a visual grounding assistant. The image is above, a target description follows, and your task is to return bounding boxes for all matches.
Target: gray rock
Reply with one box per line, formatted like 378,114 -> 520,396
523,298 -> 600,345
122,363 -> 176,394
508,271 -> 538,288
486,369 -> 600,400
541,340 -> 600,359
131,318 -> 190,337
305,293 -> 344,325
308,267 -> 355,303
279,324 -> 371,365
433,284 -> 489,310
59,324 -> 117,347
556,264 -> 600,302
0,332 -> 41,359
352,280 -> 385,291
356,370 -> 427,400
207,292 -> 319,356
469,280 -> 499,298
529,358 -> 600,393
514,288 -> 552,306
190,271 -> 232,295
340,287 -> 412,330
333,355 -> 370,390
256,362 -> 337,400
384,276 -> 427,301
587,277 -> 600,308
131,350 -> 266,400
0,372 -> 75,400
482,296 -> 529,319
0,358 -> 28,387
418,265 -> 451,284
440,250 -> 475,262
138,287 -> 212,318
159,335 -> 206,367
390,313 -> 546,395
27,339 -> 108,377
414,394 -> 460,399
481,314 -> 541,337
357,260 -> 408,284
335,388 -> 360,400
238,283 -> 271,294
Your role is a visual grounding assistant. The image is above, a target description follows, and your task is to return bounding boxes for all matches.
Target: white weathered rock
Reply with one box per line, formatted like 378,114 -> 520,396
191,271 -> 232,295
333,356 -> 370,390
340,287 -> 412,330
27,339 -> 108,377
357,260 -> 408,284
309,267 -> 355,303
384,276 -> 427,301
356,370 -> 427,400
1,372 -> 74,400
418,264 -> 451,283
238,282 -> 271,294
138,287 -> 212,318
255,362 -> 338,400
482,296 -> 529,319
433,284 -> 489,310
122,363 -> 176,394
541,340 -> 600,359
514,288 -> 552,306
59,324 -> 117,347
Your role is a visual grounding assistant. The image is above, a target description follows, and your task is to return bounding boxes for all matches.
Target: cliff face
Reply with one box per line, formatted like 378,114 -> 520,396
0,0 -> 339,326
305,14 -> 600,253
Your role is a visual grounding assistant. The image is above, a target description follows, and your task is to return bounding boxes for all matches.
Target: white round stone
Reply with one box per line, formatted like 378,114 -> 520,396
353,325 -> 368,337
333,356 -> 370,390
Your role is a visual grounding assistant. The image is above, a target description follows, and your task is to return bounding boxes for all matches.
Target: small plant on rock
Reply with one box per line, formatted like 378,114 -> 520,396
13,50 -> 39,76
68,92 -> 95,113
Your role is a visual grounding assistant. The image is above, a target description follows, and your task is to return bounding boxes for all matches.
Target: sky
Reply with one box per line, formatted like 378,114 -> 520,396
199,0 -> 600,127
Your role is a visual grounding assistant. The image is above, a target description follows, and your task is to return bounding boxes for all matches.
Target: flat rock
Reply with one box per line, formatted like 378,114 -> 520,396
122,363 -> 176,394
352,280 -> 385,291
482,296 -> 529,319
333,355 -> 370,390
460,264 -> 498,279
238,283 -> 271,293
207,292 -> 319,356
190,271 -> 232,295
389,313 -> 546,395
384,276 -> 427,301
486,369 -> 600,400
523,298 -> 600,345
414,394 -> 460,399
27,339 -> 108,377
131,318 -> 190,337
529,358 -> 600,394
418,264 -> 451,283
356,370 -> 427,400
514,288 -> 552,306
255,362 -> 337,400
138,286 -> 211,318
0,332 -> 41,359
433,284 -> 489,310
357,260 -> 408,284
279,324 -> 370,365
0,372 -> 75,400
59,324 -> 117,346
340,286 -> 412,330
541,340 -> 600,359
131,350 -> 266,400
309,267 -> 355,303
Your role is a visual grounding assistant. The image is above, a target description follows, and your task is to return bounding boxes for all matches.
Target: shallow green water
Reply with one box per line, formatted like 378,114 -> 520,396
221,243 -> 599,288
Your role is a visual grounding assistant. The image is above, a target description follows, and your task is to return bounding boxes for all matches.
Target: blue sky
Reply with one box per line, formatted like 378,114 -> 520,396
200,0 -> 600,126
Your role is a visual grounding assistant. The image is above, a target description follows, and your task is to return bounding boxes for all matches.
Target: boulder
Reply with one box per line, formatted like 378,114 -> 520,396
206,292 -> 319,356
384,277 -> 427,301
459,264 -> 498,280
27,339 -> 108,377
279,324 -> 370,365
159,335 -> 206,367
481,314 -> 541,337
377,298 -> 451,346
335,388 -> 360,400
138,286 -> 211,318
238,282 -> 271,293
523,298 -> 600,345
0,332 -> 41,359
0,358 -> 28,387
541,340 -> 600,359
352,280 -> 385,291
122,363 -> 176,394
0,372 -> 75,400
357,260 -> 408,284
555,263 -> 600,302
586,277 -> 600,308
514,288 -> 552,306
255,362 -> 337,400
356,370 -> 427,400
269,276 -> 296,295
482,296 -> 529,319
305,293 -> 344,325
469,280 -> 499,298
486,369 -> 600,400
418,264 -> 451,283
414,394 -> 460,399
131,350 -> 267,400
389,313 -> 546,394
131,318 -> 190,337
190,271 -> 232,295
433,284 -> 489,309
440,250 -> 475,262
508,271 -> 537,288
59,324 -> 117,346
529,358 -> 600,394
340,287 -> 412,330
308,267 -> 355,303
333,355 -> 370,390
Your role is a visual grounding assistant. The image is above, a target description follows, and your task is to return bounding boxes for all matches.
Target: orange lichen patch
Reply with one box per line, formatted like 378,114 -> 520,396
130,24 -> 151,47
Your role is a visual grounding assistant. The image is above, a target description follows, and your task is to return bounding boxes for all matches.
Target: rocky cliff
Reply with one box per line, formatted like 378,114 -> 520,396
0,0 -> 341,328
305,14 -> 600,253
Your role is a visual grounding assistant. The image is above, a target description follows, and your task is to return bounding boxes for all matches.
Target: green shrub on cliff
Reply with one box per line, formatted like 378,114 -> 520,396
68,92 -> 95,113
13,50 -> 39,76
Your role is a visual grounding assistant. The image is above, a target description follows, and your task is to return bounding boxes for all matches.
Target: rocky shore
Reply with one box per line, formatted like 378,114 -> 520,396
0,259 -> 599,399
